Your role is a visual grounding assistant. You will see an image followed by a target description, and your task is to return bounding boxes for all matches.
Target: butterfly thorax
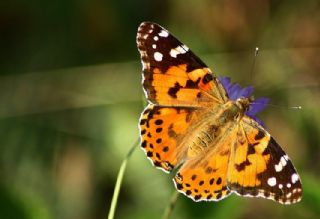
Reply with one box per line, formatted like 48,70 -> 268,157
225,97 -> 250,121
187,97 -> 251,157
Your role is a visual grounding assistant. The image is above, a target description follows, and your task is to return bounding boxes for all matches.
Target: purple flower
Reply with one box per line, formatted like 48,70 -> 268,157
219,76 -> 269,126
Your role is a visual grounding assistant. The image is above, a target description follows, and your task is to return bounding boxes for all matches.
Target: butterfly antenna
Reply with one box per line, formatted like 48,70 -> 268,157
250,47 -> 259,84
248,47 -> 303,111
250,102 -> 302,110
267,103 -> 302,110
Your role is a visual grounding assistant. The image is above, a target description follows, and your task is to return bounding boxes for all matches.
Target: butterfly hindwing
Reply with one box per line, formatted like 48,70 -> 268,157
137,22 -> 228,106
173,120 -> 239,202
174,156 -> 232,202
227,116 -> 302,204
140,104 -> 200,172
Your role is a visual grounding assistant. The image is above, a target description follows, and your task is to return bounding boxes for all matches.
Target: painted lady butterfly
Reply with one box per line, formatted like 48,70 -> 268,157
136,22 -> 302,204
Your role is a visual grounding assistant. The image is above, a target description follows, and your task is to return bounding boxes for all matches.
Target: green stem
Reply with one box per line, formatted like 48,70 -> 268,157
108,139 -> 139,219
161,190 -> 179,219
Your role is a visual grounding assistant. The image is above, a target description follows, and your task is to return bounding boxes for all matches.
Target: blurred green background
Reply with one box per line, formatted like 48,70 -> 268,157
1,1 -> 320,219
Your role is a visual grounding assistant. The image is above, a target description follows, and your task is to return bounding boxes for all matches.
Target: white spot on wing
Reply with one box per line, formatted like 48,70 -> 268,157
275,155 -> 287,172
280,156 -> 287,166
154,52 -> 163,61
142,61 -> 150,71
169,49 -> 178,58
286,192 -> 292,198
279,184 -> 283,189
275,163 -> 283,172
267,177 -> 277,187
154,36 -> 159,41
142,62 -> 146,70
152,44 -> 156,49
159,30 -> 169,37
169,45 -> 188,58
291,173 -> 299,184
287,183 -> 291,188
182,44 -> 189,51
285,200 -> 291,204
177,45 -> 187,53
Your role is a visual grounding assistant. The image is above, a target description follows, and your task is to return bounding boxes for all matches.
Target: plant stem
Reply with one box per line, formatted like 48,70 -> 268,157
161,190 -> 179,219
108,139 -> 139,219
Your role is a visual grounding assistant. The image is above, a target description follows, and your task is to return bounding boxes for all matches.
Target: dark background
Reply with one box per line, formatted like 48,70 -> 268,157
1,1 -> 319,219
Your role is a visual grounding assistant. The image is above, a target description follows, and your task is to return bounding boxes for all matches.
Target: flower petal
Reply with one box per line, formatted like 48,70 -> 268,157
219,76 -> 232,92
247,97 -> 269,116
218,76 -> 253,100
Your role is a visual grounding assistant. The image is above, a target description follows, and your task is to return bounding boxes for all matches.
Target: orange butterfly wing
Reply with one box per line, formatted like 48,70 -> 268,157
173,122 -> 238,201
139,105 -> 197,172
227,116 -> 302,204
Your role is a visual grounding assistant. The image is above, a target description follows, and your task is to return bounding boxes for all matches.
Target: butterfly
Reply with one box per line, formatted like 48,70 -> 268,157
136,22 -> 302,204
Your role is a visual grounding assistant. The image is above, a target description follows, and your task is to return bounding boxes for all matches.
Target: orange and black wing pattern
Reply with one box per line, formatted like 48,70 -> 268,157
227,116 -> 302,204
137,22 -> 228,107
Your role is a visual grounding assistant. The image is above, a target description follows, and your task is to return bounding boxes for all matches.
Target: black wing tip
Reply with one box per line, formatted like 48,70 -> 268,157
138,22 -> 162,32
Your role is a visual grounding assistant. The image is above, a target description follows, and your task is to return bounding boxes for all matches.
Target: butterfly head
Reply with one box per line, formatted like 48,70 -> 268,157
235,97 -> 252,113
219,76 -> 269,126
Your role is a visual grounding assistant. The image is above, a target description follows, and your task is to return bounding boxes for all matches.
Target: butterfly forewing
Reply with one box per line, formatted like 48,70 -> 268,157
137,22 -> 228,106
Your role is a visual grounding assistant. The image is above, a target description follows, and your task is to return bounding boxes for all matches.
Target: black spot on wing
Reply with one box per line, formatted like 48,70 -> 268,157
168,82 -> 182,98
194,194 -> 202,200
155,119 -> 163,125
235,159 -> 252,171
202,73 -> 213,84
205,166 -> 217,174
185,78 -> 201,89
254,130 -> 265,140
162,146 -> 169,152
247,144 -> 256,154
